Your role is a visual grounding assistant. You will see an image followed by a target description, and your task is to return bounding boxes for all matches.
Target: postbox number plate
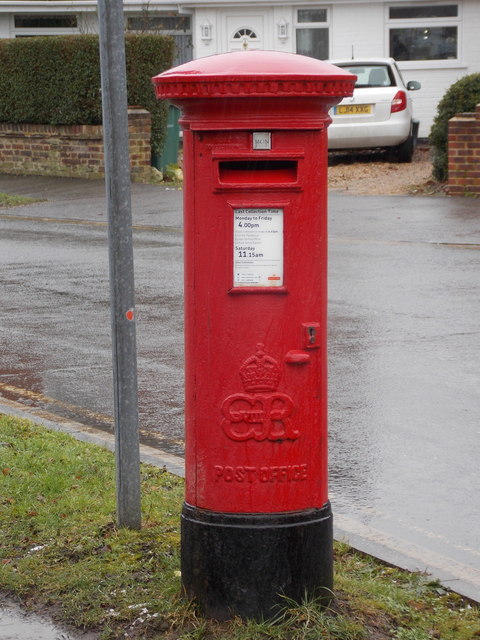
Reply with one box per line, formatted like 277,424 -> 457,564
233,208 -> 283,287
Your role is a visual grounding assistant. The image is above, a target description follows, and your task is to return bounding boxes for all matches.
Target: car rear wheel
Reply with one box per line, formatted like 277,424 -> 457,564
391,120 -> 418,163
396,133 -> 414,162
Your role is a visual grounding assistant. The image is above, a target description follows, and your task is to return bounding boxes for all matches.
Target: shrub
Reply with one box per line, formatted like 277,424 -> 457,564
429,73 -> 480,182
124,34 -> 175,154
0,34 -> 175,155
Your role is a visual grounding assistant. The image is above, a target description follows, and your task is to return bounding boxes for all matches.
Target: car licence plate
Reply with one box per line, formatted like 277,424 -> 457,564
335,104 -> 372,115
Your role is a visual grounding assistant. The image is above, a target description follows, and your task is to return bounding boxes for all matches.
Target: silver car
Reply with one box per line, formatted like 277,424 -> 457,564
327,58 -> 421,162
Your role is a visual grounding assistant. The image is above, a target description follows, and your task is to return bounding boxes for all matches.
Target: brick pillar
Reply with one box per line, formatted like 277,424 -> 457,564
127,108 -> 152,183
447,104 -> 480,196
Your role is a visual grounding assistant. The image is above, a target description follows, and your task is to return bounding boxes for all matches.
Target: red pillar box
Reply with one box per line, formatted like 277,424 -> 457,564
152,51 -> 355,620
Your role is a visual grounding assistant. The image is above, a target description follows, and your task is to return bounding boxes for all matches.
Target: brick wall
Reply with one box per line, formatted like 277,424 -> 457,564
447,104 -> 480,196
0,108 -> 152,182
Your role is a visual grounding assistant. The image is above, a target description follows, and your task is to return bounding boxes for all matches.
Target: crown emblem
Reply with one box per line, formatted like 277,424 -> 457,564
239,343 -> 281,392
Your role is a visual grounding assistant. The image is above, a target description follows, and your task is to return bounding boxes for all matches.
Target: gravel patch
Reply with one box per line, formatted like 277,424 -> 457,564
328,147 -> 442,196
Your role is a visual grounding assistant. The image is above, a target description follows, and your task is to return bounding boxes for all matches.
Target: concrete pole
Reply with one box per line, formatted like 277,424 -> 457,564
98,0 -> 141,529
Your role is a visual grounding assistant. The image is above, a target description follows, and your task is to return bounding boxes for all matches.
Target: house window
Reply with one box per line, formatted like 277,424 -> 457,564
126,14 -> 191,33
13,14 -> 79,36
388,4 -> 459,61
295,8 -> 329,60
233,28 -> 258,40
389,5 -> 458,19
14,15 -> 78,29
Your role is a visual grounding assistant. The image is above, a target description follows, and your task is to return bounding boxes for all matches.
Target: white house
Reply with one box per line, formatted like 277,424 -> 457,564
0,0 -> 479,138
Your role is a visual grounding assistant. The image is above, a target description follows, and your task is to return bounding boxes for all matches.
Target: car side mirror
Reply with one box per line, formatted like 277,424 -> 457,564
407,80 -> 421,91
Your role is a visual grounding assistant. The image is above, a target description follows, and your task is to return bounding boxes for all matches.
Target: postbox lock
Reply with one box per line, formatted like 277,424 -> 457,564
302,322 -> 321,349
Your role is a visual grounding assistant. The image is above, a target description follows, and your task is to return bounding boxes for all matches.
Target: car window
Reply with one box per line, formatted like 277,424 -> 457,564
337,65 -> 395,88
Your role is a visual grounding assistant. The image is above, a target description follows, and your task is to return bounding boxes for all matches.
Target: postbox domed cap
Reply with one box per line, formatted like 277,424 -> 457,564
152,50 -> 355,99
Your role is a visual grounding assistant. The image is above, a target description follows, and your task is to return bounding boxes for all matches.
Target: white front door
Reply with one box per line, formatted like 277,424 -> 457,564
226,14 -> 265,51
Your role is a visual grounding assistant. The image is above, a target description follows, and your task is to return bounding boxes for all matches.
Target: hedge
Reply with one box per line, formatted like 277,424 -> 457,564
429,73 -> 480,182
0,34 -> 175,154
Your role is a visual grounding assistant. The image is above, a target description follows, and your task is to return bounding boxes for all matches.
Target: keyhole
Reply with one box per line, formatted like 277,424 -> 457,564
302,322 -> 320,349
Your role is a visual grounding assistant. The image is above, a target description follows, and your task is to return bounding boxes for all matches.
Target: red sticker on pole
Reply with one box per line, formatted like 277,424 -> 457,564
125,309 -> 134,321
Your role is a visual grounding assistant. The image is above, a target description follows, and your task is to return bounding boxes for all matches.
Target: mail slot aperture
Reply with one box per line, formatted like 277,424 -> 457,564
219,159 -> 297,184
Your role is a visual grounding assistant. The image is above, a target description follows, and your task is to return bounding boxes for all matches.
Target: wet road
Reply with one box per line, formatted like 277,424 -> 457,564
0,178 -> 185,454
0,175 -> 479,600
327,194 -> 480,599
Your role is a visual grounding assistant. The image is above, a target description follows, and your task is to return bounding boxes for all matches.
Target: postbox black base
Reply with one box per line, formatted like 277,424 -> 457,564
181,501 -> 333,621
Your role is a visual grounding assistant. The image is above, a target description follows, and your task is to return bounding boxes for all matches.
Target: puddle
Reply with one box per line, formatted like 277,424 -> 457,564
0,598 -> 98,640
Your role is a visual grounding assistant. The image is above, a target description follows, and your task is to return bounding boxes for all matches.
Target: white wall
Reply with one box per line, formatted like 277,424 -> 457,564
0,15 -> 10,38
78,12 -> 98,35
193,8 -> 219,58
330,3 -> 385,60
273,6 -> 295,54
463,0 -> 480,68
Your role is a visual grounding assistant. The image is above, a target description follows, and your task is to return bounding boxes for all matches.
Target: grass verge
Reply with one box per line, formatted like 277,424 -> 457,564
0,192 -> 43,208
0,414 -> 479,639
